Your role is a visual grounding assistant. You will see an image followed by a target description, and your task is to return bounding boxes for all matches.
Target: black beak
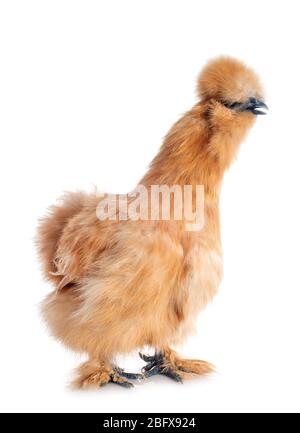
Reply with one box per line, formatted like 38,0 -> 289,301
243,97 -> 268,115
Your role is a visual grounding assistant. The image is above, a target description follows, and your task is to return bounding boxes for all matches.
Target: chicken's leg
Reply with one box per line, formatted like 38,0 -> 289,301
139,348 -> 214,382
72,359 -> 142,389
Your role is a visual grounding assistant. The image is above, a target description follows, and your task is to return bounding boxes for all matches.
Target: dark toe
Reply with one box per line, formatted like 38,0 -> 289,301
116,380 -> 134,388
163,368 -> 183,383
139,352 -> 156,362
119,371 -> 144,380
142,360 -> 157,372
113,366 -> 144,381
142,365 -> 161,378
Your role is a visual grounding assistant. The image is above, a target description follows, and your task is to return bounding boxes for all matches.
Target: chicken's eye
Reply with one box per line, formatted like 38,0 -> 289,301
223,101 -> 243,110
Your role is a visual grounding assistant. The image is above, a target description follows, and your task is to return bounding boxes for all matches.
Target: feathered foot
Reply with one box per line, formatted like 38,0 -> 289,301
72,360 -> 142,389
139,349 -> 215,382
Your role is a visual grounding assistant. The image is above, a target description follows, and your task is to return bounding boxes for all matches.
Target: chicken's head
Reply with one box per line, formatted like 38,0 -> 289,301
197,56 -> 268,116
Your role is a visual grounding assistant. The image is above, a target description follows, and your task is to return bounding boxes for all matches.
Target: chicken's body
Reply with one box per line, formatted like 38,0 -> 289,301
37,57 -> 266,388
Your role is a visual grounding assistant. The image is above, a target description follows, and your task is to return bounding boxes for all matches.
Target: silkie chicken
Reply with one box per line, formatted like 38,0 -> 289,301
37,56 -> 267,389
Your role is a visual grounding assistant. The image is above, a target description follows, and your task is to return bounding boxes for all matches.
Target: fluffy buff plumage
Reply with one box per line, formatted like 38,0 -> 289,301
198,56 -> 264,103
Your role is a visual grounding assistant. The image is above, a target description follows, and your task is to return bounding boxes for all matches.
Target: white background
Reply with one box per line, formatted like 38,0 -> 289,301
0,0 -> 300,413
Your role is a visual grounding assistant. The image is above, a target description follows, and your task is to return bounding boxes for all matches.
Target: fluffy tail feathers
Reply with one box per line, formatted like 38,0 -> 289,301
36,191 -> 86,286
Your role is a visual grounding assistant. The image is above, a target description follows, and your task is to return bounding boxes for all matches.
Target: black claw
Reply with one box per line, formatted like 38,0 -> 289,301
140,352 -> 183,383
119,371 -> 144,380
142,360 -> 157,372
142,365 -> 161,378
116,380 -> 134,388
163,368 -> 183,383
139,352 -> 156,362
